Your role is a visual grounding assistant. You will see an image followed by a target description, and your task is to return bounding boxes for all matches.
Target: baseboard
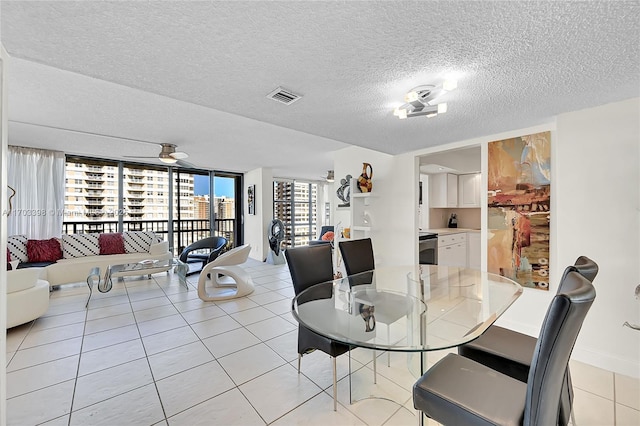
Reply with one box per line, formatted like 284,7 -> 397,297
571,347 -> 640,379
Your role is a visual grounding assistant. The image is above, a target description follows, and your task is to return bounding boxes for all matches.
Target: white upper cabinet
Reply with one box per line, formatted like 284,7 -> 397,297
429,173 -> 458,208
458,173 -> 481,208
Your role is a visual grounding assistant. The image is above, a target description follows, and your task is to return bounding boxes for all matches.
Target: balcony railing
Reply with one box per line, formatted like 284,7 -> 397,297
62,218 -> 236,255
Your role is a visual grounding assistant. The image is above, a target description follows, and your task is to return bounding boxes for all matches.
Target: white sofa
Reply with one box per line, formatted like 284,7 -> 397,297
6,268 -> 50,328
8,232 -> 173,288
42,240 -> 172,287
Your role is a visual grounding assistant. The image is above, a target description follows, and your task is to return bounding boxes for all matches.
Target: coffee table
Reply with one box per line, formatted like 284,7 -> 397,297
86,258 -> 188,307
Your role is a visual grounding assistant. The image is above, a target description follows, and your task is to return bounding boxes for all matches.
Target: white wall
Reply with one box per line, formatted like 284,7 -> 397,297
554,98 -> 639,376
243,167 -> 273,262
372,98 -> 640,377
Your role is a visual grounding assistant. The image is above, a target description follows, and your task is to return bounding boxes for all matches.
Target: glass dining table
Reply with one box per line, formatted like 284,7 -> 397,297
291,264 -> 522,404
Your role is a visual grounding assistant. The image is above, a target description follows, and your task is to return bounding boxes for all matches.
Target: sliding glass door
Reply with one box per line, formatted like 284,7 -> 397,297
63,156 -> 243,256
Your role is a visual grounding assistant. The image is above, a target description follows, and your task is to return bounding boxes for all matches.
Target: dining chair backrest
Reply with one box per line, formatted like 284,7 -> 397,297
524,270 -> 596,426
284,244 -> 334,296
339,238 -> 374,276
560,255 -> 599,285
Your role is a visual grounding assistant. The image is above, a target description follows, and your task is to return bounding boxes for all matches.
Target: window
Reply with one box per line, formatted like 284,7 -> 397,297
63,157 -> 120,232
63,156 -> 243,255
273,180 -> 317,247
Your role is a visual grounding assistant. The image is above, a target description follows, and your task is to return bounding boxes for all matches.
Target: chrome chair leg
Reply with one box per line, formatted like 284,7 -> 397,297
297,354 -> 301,373
332,356 -> 337,411
373,350 -> 377,384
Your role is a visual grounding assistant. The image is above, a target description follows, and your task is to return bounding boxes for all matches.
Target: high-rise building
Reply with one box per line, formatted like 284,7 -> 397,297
273,181 -> 317,247
194,195 -> 210,219
214,196 -> 235,220
64,160 -> 195,222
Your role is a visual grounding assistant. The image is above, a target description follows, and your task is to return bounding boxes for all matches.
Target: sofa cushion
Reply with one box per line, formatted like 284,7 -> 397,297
8,235 -> 28,263
99,233 -> 126,255
62,233 -> 100,258
27,238 -> 63,262
123,231 -> 158,254
321,231 -> 335,241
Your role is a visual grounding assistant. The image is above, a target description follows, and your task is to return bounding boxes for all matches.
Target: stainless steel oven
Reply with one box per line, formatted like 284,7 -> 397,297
419,232 -> 438,265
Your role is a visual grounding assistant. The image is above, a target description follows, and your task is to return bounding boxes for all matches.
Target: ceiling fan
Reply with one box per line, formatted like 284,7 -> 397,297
124,143 -> 193,167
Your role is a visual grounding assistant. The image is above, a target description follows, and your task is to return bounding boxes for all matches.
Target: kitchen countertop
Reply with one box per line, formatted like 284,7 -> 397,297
424,228 -> 480,235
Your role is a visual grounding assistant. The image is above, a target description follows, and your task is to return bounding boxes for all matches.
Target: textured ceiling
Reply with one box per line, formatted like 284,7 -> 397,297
1,1 -> 639,179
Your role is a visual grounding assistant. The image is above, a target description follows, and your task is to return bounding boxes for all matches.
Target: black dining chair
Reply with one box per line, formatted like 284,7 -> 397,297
413,269 -> 596,426
338,237 -> 374,276
339,237 -> 391,373
284,244 -> 350,411
457,256 -> 598,425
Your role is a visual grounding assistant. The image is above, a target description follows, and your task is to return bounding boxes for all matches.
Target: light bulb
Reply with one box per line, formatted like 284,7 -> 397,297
404,91 -> 419,103
394,107 -> 407,119
437,103 -> 448,114
442,79 -> 458,91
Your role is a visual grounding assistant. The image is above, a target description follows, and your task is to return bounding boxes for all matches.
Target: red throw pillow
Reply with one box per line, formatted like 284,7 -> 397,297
321,231 -> 335,241
99,233 -> 125,255
27,238 -> 63,262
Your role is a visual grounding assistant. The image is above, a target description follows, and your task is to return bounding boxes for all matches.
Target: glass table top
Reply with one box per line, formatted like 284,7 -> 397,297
292,265 -> 522,353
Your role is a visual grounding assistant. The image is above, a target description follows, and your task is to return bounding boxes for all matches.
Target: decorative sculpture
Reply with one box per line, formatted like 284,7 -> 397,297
336,174 -> 352,207
267,219 -> 285,264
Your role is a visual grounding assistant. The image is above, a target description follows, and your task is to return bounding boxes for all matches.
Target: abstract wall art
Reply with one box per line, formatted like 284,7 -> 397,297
487,131 -> 551,290
247,184 -> 255,215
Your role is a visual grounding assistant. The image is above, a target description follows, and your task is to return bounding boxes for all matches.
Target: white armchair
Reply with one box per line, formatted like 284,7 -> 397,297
197,244 -> 254,301
6,268 -> 50,328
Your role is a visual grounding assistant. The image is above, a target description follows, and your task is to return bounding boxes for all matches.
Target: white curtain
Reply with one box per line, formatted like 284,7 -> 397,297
7,146 -> 65,239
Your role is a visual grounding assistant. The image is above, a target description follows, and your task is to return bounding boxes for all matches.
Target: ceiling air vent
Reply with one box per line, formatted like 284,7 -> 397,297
267,87 -> 302,105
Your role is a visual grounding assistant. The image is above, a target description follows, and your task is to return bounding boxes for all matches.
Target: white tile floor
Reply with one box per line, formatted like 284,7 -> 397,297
5,259 -> 640,425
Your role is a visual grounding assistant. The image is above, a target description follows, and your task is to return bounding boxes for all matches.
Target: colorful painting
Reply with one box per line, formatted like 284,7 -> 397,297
487,131 -> 551,290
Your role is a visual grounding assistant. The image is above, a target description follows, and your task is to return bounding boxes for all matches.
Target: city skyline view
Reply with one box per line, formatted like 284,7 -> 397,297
194,175 -> 235,198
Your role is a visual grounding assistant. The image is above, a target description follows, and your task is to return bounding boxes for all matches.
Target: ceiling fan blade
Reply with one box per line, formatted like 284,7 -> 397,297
170,151 -> 189,160
175,159 -> 196,168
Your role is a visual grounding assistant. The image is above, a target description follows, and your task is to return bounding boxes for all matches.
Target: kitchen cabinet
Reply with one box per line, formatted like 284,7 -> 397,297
429,173 -> 458,208
467,232 -> 481,269
458,173 -> 481,208
438,233 -> 467,267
